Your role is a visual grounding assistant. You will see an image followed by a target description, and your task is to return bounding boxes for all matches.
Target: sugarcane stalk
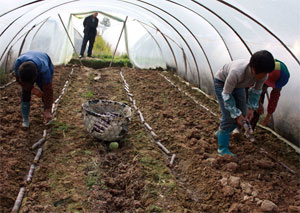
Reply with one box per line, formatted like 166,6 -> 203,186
169,154 -> 176,166
26,164 -> 36,183
34,148 -> 43,164
144,122 -> 152,131
43,129 -> 47,138
138,111 -> 144,123
31,138 -> 45,150
150,131 -> 158,138
156,141 -> 170,155
11,187 -> 25,212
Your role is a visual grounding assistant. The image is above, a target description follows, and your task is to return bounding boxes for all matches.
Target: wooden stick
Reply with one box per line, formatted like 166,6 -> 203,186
150,131 -> 158,138
138,110 -> 144,123
31,138 -> 45,150
34,148 -> 43,164
169,154 -> 176,166
0,79 -> 16,90
11,187 -> 25,212
26,164 -> 36,183
144,122 -> 152,131
156,141 -> 170,155
43,129 -> 47,138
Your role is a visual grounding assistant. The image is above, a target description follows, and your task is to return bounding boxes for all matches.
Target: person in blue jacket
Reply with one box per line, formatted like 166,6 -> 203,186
214,50 -> 275,156
14,51 -> 54,128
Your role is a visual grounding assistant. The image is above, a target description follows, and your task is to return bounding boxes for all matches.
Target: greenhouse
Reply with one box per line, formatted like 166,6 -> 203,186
0,0 -> 299,212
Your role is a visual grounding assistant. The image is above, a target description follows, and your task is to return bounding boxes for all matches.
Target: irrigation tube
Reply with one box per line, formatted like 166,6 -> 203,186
11,68 -> 74,213
120,69 -> 176,167
159,73 -> 218,117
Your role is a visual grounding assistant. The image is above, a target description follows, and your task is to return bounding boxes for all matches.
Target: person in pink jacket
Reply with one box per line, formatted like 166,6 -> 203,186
250,59 -> 290,129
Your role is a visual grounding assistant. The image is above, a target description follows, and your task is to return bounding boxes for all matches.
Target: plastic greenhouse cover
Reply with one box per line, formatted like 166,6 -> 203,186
0,0 -> 299,146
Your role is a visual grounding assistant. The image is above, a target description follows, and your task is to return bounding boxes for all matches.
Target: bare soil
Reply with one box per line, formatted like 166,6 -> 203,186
0,65 -> 299,213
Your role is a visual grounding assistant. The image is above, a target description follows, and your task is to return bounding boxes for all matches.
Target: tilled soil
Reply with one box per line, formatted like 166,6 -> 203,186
0,65 -> 299,212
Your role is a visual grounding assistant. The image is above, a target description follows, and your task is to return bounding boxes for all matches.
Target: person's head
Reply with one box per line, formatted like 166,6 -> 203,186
249,50 -> 275,80
93,12 -> 98,18
18,61 -> 37,85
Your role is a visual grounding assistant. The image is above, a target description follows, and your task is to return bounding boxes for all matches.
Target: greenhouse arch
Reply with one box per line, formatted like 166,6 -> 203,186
1,1 -> 300,212
1,0 -> 299,146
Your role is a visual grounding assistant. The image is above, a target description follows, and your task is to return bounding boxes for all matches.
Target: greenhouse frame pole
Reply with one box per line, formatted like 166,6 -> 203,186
120,0 -> 201,87
155,27 -> 179,74
32,17 -> 50,41
109,16 -> 128,67
137,0 -> 215,83
5,46 -> 13,73
0,0 -> 78,62
58,14 -> 83,66
190,0 -> 252,56
138,22 -> 166,69
166,0 -> 233,61
136,20 -> 180,74
217,0 -> 300,66
18,24 -> 37,56
0,0 -> 43,18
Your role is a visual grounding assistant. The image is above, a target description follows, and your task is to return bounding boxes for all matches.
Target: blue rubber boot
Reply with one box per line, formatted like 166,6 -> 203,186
217,130 -> 235,156
21,102 -> 30,128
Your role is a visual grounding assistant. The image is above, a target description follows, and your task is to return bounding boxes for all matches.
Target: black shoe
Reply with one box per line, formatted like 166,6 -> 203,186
88,55 -> 94,58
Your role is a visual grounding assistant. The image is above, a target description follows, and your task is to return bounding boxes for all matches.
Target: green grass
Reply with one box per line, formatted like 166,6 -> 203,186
93,35 -> 112,57
70,35 -> 132,68
82,90 -> 95,98
52,121 -> 73,136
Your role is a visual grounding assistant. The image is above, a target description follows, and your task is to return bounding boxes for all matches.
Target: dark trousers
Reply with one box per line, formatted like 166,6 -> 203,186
22,86 -> 45,109
80,33 -> 96,56
249,84 -> 268,130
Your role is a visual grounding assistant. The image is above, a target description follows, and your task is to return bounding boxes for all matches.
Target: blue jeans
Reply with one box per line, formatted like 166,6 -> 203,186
214,78 -> 247,132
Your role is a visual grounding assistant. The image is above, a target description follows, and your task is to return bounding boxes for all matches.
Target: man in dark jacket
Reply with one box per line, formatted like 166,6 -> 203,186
79,12 -> 99,58
14,51 -> 54,128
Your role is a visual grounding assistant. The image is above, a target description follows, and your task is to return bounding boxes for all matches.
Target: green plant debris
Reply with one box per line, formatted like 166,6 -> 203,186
82,90 -> 94,98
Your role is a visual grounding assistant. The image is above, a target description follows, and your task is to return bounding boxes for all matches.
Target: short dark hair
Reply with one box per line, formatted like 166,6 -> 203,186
250,50 -> 275,74
18,62 -> 37,83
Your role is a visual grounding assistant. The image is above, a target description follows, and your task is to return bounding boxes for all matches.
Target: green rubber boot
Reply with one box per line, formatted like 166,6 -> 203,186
217,130 -> 235,156
21,102 -> 30,128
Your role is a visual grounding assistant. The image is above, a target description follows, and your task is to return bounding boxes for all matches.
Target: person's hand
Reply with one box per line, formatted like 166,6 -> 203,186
256,102 -> 264,115
44,109 -> 51,124
261,114 -> 271,126
32,87 -> 43,98
236,115 -> 246,127
247,109 -> 254,121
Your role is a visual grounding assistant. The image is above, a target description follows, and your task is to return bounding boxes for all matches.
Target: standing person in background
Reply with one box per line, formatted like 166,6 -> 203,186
214,50 -> 275,156
14,51 -> 54,128
250,59 -> 290,129
79,12 -> 99,58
